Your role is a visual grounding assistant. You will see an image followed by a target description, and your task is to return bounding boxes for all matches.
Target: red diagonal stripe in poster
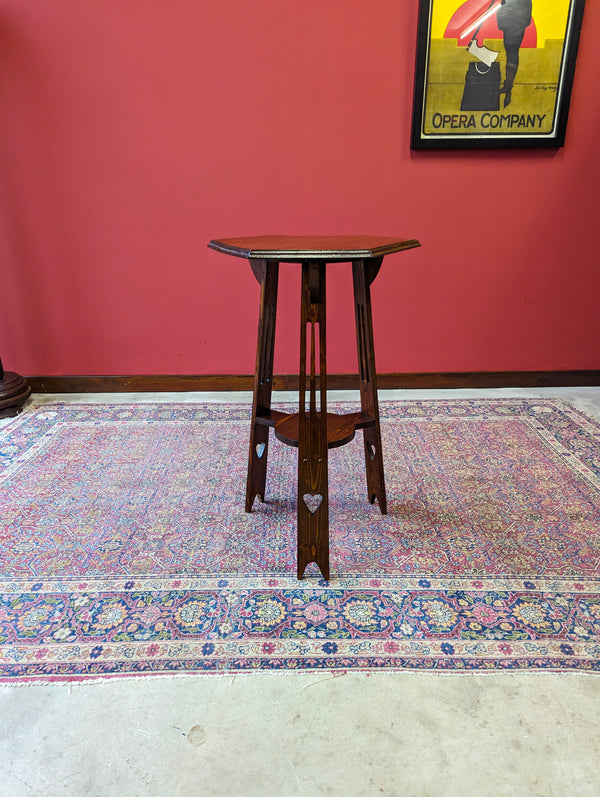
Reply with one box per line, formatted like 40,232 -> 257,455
444,0 -> 537,47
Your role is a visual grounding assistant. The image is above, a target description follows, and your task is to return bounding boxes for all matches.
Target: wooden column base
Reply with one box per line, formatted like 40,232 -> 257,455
0,372 -> 32,418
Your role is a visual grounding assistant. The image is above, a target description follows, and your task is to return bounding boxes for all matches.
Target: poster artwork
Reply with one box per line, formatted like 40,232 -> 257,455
412,0 -> 586,147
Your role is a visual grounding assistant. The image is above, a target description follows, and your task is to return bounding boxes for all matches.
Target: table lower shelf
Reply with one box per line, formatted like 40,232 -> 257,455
256,409 -> 375,449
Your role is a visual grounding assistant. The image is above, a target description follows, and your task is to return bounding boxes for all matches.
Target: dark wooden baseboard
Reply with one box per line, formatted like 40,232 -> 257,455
26,371 -> 600,393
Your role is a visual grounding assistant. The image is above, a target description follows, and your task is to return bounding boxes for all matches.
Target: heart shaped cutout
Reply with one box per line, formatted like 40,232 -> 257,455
367,442 -> 377,461
303,493 -> 323,514
256,443 -> 266,459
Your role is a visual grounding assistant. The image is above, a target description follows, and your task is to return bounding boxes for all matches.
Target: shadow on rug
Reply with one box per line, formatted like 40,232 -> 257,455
1,399 -> 599,680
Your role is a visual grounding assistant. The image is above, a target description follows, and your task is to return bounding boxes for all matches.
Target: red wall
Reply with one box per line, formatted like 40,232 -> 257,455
1,1 -> 598,377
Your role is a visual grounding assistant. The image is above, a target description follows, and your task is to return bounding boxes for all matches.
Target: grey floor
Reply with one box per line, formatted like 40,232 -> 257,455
1,388 -> 599,797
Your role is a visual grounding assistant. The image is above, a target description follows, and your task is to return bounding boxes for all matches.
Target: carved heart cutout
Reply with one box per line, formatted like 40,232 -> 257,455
256,443 -> 266,459
303,493 -> 323,514
367,442 -> 377,461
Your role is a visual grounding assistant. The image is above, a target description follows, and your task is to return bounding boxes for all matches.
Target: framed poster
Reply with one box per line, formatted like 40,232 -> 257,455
411,0 -> 586,148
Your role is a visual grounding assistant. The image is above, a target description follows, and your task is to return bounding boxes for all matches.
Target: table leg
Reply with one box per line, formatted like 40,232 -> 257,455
353,258 -> 387,514
246,259 -> 279,512
297,261 -> 329,580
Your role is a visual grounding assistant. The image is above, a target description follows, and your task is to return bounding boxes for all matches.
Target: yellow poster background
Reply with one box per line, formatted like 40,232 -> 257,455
422,0 -> 574,138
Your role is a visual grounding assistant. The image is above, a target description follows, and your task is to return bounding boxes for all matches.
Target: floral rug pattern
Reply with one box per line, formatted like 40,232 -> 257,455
1,399 -> 599,680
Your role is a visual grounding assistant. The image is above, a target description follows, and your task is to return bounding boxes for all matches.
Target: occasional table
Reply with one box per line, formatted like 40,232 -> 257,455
208,235 -> 420,580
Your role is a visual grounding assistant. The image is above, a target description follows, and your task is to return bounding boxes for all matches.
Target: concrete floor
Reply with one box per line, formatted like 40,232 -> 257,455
1,388 -> 599,797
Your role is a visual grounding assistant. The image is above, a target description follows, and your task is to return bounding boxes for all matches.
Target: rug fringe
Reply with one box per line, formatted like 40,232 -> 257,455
2,668 -> 600,688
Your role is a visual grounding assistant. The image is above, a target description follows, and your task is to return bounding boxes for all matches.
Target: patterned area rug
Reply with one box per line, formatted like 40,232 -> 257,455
1,399 -> 599,681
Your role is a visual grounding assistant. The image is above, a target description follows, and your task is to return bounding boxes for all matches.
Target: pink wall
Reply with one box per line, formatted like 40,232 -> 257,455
1,1 -> 598,377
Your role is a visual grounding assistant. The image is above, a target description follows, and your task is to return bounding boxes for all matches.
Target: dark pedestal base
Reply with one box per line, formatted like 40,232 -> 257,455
0,371 -> 32,418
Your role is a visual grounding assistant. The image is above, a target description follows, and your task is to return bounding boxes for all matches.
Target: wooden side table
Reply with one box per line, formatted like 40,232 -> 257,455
208,235 -> 420,580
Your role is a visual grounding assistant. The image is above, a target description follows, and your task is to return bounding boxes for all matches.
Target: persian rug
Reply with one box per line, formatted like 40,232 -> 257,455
1,399 -> 599,681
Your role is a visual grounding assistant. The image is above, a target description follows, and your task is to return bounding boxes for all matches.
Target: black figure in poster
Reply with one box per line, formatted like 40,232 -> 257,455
497,0 -> 533,106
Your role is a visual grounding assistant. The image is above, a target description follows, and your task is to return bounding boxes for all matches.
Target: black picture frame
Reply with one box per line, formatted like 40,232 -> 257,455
411,0 -> 586,149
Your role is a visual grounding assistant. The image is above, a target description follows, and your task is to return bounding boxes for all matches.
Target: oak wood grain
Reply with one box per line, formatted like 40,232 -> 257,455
274,411 -> 374,449
208,235 -> 421,261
